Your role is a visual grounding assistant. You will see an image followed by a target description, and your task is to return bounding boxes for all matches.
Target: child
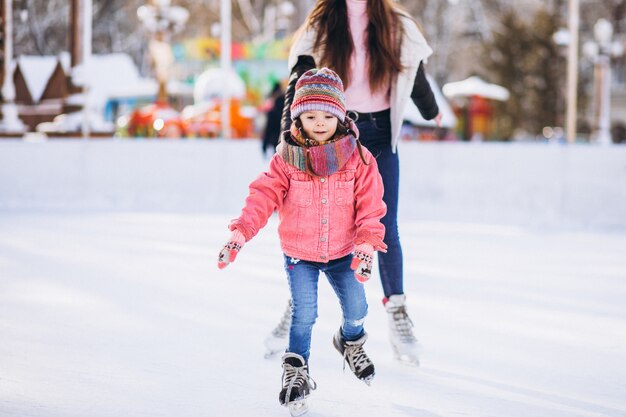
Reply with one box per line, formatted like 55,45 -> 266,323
217,68 -> 387,414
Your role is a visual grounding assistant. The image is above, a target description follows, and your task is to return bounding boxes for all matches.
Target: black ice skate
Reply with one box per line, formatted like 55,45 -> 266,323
332,329 -> 375,385
279,353 -> 317,416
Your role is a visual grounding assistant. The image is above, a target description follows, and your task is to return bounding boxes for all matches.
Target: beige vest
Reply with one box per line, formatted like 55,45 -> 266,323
288,14 -> 433,153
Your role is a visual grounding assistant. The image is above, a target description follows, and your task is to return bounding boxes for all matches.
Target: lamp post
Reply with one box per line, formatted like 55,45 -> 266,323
275,1 -> 295,40
69,0 -> 93,139
137,0 -> 189,103
565,0 -> 579,144
584,18 -> 623,144
553,27 -> 570,130
69,0 -> 92,68
220,0 -> 231,139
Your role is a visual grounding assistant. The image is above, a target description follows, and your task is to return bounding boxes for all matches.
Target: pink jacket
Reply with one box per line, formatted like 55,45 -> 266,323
229,147 -> 387,262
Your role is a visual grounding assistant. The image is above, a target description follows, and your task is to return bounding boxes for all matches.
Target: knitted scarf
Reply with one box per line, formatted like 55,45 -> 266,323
277,120 -> 359,176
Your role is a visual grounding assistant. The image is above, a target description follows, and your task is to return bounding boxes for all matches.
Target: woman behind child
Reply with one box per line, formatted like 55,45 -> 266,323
265,0 -> 443,366
217,68 -> 387,414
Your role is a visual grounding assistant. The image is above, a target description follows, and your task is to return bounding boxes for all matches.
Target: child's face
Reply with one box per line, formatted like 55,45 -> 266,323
300,111 -> 339,143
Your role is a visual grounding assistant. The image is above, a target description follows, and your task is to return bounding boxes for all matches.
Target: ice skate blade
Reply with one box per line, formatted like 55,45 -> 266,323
394,353 -> 420,366
361,375 -> 374,386
397,356 -> 420,366
392,346 -> 420,366
288,399 -> 309,416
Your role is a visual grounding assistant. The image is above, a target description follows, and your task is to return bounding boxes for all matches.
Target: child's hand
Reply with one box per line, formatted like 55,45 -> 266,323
350,243 -> 374,283
218,230 -> 246,269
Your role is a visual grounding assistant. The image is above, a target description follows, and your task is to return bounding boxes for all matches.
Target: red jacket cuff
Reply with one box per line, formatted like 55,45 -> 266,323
355,230 -> 387,253
228,220 -> 255,242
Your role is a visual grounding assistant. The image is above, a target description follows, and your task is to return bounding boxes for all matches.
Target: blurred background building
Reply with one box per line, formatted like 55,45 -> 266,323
2,0 -> 626,142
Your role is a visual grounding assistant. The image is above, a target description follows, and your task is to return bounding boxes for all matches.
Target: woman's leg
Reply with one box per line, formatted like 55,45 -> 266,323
373,146 -> 403,297
357,115 -> 419,364
356,116 -> 403,297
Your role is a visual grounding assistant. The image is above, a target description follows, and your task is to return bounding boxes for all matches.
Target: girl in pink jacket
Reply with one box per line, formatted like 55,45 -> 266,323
217,68 -> 386,414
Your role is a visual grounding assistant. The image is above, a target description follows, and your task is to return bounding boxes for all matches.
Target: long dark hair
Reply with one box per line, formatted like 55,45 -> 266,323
305,0 -> 404,92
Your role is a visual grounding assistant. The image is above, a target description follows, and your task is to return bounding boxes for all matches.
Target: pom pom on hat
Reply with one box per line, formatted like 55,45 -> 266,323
290,68 -> 346,122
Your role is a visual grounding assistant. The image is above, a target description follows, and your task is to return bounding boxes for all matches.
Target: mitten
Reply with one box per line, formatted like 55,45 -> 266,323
217,229 -> 246,269
350,243 -> 374,283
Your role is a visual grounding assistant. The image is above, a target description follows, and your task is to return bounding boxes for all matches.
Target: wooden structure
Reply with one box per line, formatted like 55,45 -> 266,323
1,0 -> 5,93
13,57 -> 70,131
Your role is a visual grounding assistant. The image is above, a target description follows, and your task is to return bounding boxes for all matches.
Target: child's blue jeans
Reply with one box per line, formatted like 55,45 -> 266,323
284,254 -> 368,362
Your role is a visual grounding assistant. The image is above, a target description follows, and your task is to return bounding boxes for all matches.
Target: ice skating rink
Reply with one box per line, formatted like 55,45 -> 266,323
1,212 -> 625,417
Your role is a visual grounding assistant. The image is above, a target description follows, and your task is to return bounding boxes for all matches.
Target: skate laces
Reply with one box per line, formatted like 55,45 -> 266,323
342,344 -> 372,375
283,362 -> 317,400
390,306 -> 416,343
272,300 -> 292,338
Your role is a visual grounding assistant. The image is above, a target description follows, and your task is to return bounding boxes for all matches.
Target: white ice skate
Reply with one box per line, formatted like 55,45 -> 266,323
264,300 -> 292,358
385,295 -> 422,366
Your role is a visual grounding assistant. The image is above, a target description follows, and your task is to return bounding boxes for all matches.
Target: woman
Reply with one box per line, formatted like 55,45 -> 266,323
265,0 -> 441,366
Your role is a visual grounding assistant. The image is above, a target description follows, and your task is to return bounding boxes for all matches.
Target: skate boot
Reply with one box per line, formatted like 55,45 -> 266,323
279,353 -> 317,416
385,294 -> 421,365
332,329 -> 375,385
264,299 -> 292,358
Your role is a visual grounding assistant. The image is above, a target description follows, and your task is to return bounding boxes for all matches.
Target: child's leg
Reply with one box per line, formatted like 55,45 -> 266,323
324,255 -> 375,383
323,254 -> 368,341
283,255 -> 321,362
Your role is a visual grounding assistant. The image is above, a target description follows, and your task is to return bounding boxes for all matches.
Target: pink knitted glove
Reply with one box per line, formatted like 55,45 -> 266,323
218,229 -> 246,269
350,243 -> 374,283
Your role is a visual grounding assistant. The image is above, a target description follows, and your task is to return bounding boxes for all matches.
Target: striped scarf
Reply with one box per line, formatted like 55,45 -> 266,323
277,120 -> 359,176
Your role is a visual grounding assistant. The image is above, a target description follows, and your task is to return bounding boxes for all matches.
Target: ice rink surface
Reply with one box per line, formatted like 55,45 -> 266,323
1,212 -> 625,417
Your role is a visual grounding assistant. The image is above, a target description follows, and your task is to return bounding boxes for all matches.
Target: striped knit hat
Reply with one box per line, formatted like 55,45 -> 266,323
290,68 -> 346,122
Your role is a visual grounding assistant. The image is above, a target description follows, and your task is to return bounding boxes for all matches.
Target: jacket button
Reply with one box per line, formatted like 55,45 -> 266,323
321,219 -> 327,224
320,237 -> 327,242
321,198 -> 327,204
320,178 -> 326,183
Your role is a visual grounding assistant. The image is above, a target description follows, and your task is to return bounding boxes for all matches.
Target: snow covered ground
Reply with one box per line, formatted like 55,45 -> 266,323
1,212 -> 625,417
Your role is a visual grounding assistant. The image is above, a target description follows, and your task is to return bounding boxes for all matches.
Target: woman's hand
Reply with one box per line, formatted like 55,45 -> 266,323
434,113 -> 443,127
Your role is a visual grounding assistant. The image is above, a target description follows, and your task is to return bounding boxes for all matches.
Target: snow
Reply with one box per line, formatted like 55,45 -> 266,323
193,68 -> 247,103
1,140 -> 626,417
17,56 -> 60,103
1,213 -> 625,417
1,140 -> 625,230
36,109 -> 115,134
443,76 -> 510,101
72,54 -> 159,108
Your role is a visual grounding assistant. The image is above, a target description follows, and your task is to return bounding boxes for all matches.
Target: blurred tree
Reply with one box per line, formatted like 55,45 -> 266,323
482,6 -> 590,139
9,0 -> 623,103
12,0 -> 257,75
14,0 -> 147,68
15,0 -> 68,56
